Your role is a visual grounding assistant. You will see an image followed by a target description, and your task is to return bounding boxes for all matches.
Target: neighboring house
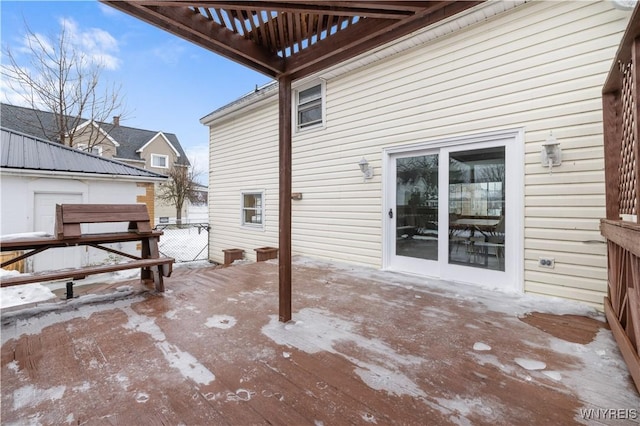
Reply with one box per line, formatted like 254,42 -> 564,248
156,183 -> 208,224
201,1 -> 634,309
1,103 -> 191,224
0,127 -> 167,272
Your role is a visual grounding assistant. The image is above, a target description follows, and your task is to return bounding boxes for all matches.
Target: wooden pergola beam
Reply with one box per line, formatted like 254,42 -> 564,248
102,1 -> 285,77
285,1 -> 481,80
129,1 -> 429,18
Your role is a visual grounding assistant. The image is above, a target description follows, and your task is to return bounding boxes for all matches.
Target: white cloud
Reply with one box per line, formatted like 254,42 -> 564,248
59,17 -> 120,70
17,31 -> 54,57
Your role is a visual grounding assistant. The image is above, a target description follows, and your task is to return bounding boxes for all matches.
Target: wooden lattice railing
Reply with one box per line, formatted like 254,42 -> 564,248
601,5 -> 640,393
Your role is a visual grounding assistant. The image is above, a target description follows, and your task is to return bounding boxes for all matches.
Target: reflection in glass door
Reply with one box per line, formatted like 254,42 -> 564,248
395,154 -> 439,261
448,147 -> 505,271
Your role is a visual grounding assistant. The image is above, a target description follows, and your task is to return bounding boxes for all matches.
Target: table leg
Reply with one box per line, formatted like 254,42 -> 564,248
148,236 -> 164,292
140,237 -> 164,292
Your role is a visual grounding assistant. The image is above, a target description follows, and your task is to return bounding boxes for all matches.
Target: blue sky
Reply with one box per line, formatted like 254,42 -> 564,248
0,1 -> 274,175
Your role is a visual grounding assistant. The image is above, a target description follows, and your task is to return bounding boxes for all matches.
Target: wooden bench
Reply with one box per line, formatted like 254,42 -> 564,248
1,204 -> 174,292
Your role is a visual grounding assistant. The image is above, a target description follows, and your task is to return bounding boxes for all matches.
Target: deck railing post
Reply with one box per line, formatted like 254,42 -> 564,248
603,91 -> 621,221
278,74 -> 292,322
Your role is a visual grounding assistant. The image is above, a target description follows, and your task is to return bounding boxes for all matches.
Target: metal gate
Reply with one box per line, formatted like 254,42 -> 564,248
156,223 -> 209,262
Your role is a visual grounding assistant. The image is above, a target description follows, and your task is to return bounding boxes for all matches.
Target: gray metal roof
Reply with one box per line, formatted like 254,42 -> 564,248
1,127 -> 168,180
0,103 -> 190,166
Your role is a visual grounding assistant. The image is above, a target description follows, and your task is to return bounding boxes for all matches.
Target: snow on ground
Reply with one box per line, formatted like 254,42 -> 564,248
0,232 -> 51,241
158,226 -> 208,262
0,261 -> 212,310
0,268 -> 140,310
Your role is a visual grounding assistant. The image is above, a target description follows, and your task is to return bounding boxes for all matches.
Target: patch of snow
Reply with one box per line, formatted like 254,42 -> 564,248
135,392 -> 149,403
514,358 -> 546,371
165,309 -> 179,320
0,232 -> 50,241
226,388 -> 254,402
12,384 -> 66,410
434,395 -> 502,424
1,295 -> 144,346
549,329 -> 640,411
0,270 -> 57,308
0,266 -> 141,310
122,307 -> 215,385
542,371 -> 562,381
355,361 -> 426,397
282,351 -> 291,359
262,308 -> 424,397
72,382 -> 91,393
205,315 -> 236,329
6,360 -> 19,373
361,412 -> 377,423
473,342 -> 491,351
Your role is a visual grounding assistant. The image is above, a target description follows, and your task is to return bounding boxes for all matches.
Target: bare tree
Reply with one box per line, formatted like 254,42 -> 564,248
157,166 -> 204,225
1,21 -> 126,148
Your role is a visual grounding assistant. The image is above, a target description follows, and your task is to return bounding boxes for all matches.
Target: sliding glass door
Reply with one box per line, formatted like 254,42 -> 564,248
385,130 -> 522,291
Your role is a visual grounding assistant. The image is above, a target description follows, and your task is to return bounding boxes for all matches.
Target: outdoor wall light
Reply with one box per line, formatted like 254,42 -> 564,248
358,157 -> 374,180
541,131 -> 561,173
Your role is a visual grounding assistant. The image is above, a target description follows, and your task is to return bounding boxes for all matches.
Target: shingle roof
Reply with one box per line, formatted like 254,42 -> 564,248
1,127 -> 168,180
0,103 -> 190,166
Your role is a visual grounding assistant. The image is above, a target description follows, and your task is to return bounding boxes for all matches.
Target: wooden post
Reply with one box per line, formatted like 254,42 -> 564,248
602,91 -> 621,221
278,75 -> 292,322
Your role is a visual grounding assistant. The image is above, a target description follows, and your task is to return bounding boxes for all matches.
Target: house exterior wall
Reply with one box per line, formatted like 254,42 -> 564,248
209,104 -> 280,259
205,1 -> 631,307
134,134 -> 186,223
139,134 -> 179,173
70,125 -> 117,158
0,173 -> 148,271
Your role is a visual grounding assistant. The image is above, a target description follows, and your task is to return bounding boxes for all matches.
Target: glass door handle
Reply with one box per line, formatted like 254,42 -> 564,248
388,208 -> 393,219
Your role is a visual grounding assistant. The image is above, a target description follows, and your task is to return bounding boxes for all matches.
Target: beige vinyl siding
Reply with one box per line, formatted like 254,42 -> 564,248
208,103 -> 280,263
207,1 -> 630,307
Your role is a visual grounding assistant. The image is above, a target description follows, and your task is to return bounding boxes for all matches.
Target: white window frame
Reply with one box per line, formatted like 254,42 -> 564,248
151,154 -> 169,169
77,143 -> 102,156
294,80 -> 326,132
241,190 -> 265,230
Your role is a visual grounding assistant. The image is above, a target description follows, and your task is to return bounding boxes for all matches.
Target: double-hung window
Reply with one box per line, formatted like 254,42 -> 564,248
151,154 -> 169,168
77,144 -> 102,156
241,191 -> 264,228
296,82 -> 324,131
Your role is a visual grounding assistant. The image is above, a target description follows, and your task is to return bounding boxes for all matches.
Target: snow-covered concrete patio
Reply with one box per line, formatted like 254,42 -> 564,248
1,257 -> 638,425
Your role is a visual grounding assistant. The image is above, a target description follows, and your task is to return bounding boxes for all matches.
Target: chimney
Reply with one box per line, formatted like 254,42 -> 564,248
113,116 -> 120,127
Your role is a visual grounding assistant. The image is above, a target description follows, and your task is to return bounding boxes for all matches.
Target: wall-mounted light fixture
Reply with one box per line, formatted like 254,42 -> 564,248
358,157 -> 374,181
541,131 -> 561,173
